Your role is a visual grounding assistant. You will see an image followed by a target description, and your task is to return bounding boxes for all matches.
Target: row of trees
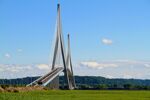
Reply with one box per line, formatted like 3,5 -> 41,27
77,84 -> 150,90
1,76 -> 150,90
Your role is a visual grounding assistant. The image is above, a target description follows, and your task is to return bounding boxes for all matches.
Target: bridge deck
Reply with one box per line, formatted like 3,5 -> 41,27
27,67 -> 64,87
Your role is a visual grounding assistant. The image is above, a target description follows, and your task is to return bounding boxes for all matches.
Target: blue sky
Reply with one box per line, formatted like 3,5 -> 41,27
0,0 -> 150,79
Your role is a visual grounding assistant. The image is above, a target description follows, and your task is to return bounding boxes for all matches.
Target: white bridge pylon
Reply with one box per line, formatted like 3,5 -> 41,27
27,4 -> 76,90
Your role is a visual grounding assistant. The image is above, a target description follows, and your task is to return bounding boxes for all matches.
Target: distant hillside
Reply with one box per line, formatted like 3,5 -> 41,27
0,76 -> 150,90
73,76 -> 150,86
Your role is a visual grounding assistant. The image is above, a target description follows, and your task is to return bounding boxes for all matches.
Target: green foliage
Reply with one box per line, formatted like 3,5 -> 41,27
97,84 -> 108,89
123,84 -> 133,90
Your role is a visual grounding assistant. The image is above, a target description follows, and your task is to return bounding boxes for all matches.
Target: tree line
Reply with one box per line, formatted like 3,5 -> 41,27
0,76 -> 150,90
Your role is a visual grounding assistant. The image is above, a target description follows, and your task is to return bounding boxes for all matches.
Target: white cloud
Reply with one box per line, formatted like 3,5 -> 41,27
144,64 -> 150,68
106,75 -> 114,79
80,61 -> 118,69
5,53 -> 11,59
123,74 -> 133,79
102,38 -> 113,45
0,64 -> 32,73
36,64 -> 50,70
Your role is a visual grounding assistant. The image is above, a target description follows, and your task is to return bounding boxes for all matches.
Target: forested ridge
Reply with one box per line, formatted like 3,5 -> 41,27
1,76 -> 150,90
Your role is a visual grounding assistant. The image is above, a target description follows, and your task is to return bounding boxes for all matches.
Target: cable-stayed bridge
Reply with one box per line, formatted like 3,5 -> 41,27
27,4 -> 76,90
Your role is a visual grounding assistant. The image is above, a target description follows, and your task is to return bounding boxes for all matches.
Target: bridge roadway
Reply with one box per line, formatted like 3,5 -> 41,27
27,67 -> 64,87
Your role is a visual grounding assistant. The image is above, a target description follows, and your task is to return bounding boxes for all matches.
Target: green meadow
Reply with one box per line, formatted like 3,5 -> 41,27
0,90 -> 150,100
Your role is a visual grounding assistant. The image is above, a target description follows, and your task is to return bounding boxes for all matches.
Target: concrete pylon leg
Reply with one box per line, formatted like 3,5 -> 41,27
47,76 -> 59,89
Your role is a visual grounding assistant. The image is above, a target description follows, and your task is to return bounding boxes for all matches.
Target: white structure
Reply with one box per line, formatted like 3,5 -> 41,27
27,4 -> 76,90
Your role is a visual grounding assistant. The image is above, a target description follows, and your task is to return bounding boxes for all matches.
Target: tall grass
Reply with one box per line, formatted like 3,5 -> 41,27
0,90 -> 150,100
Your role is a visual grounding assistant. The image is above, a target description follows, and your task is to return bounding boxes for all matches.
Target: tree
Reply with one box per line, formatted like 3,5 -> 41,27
97,84 -> 108,90
123,84 -> 133,90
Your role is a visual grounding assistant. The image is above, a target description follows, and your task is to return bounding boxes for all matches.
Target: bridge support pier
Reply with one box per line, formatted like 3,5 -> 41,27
46,76 -> 59,89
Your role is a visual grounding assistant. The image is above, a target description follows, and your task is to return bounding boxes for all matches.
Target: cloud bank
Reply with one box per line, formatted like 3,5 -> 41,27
77,60 -> 150,79
0,64 -> 51,79
0,60 -> 150,79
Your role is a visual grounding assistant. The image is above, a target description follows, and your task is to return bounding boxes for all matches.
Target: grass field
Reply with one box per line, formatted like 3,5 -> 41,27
0,90 -> 150,100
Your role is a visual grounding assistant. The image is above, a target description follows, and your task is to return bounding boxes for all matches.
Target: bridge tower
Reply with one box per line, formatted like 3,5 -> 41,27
27,4 -> 76,90
49,3 -> 71,89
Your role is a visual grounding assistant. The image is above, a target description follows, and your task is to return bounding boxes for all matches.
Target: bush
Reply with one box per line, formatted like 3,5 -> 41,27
13,89 -> 19,93
1,85 -> 9,89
